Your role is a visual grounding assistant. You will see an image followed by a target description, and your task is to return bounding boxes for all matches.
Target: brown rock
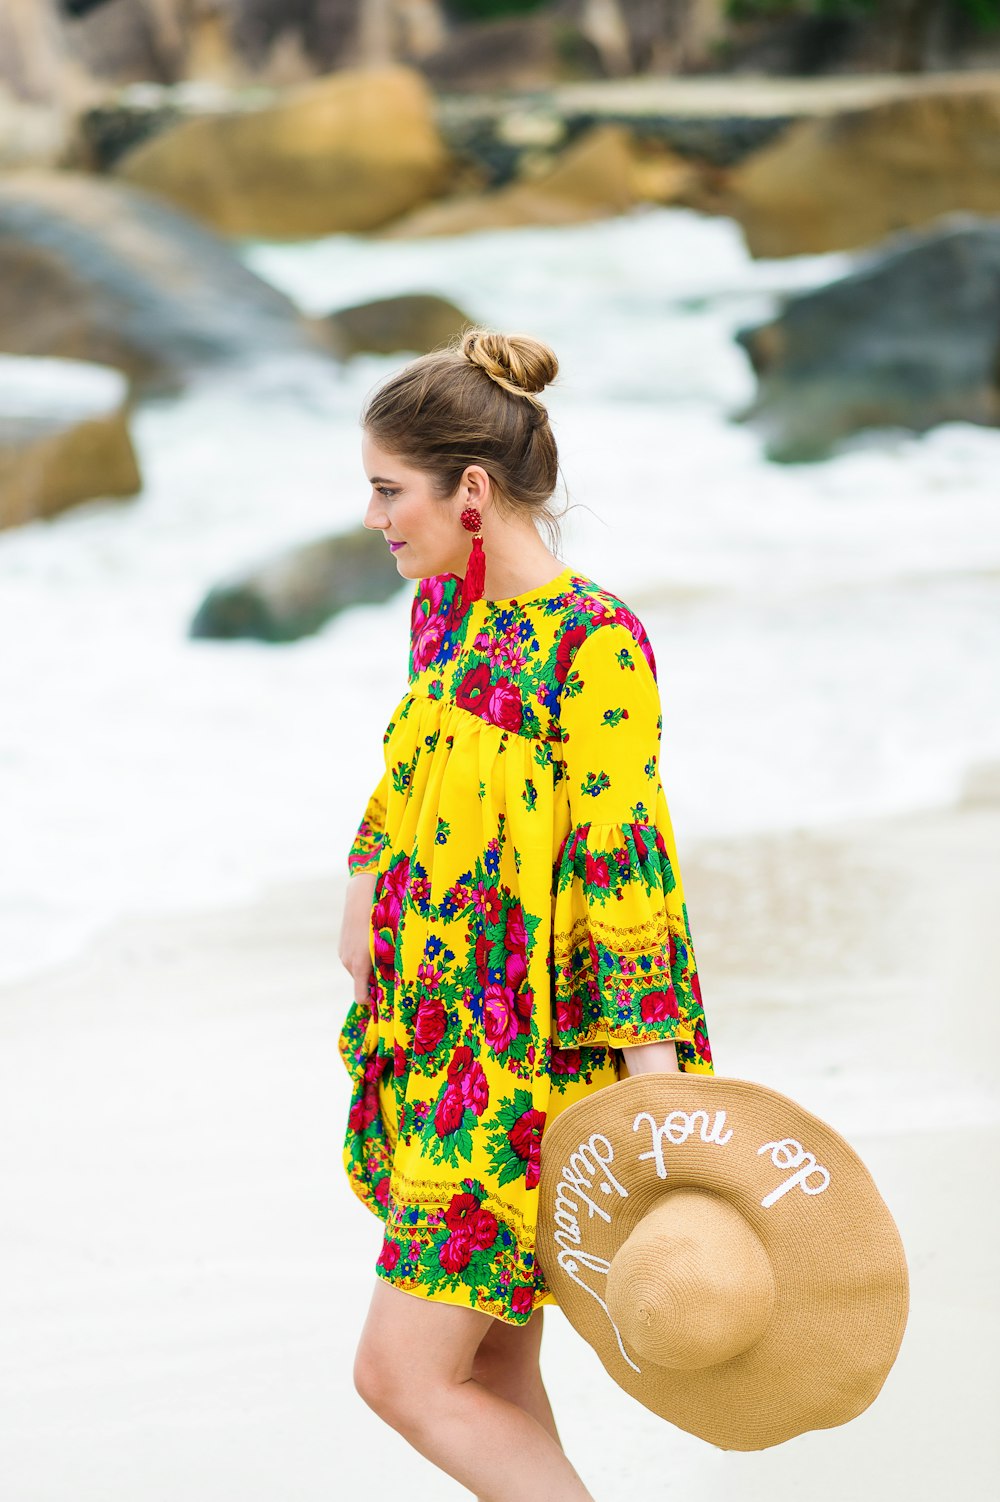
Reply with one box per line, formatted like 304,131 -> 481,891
0,355 -> 141,530
114,65 -> 453,238
381,123 -> 666,238
322,293 -> 474,359
719,86 -> 1000,258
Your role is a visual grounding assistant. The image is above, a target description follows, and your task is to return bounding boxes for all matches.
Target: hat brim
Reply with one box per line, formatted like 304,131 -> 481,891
537,1074 -> 909,1451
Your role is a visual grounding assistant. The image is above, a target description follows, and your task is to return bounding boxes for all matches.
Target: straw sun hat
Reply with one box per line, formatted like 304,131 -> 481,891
536,1074 -> 909,1451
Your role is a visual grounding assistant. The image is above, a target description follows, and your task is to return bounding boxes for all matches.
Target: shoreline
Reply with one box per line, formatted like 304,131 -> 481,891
2,791 -> 998,1499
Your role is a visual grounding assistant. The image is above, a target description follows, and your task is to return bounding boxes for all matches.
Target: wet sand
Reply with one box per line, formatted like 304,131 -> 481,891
1,788 -> 998,1500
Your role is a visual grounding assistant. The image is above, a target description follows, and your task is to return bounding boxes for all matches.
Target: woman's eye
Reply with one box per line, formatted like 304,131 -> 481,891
376,487 -> 398,498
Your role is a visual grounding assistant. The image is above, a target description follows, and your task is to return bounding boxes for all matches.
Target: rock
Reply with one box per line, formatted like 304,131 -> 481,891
189,525 -> 402,643
734,216 -> 1000,464
0,172 -> 328,394
322,293 -> 474,359
380,122 -> 690,238
719,84 -> 1000,258
114,65 -> 452,239
0,354 -> 141,529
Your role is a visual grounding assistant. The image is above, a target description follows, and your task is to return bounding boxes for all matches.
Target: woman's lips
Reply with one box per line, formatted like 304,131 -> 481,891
388,541 -> 406,552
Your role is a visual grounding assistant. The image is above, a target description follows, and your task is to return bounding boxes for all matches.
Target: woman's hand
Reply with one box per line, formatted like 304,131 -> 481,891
339,870 -> 378,1003
619,1039 -> 680,1076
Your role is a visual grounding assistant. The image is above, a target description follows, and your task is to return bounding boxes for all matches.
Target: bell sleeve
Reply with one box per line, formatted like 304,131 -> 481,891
346,579 -> 423,878
346,765 -> 389,877
551,620 -> 712,1071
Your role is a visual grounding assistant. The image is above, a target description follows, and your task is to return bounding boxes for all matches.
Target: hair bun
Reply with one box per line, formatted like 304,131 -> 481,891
462,328 -> 558,402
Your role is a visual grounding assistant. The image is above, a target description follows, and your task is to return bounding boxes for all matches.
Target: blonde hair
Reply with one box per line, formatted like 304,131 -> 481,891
361,327 -> 568,553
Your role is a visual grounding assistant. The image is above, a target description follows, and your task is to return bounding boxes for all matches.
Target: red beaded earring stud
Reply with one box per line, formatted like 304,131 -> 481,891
460,504 -> 486,608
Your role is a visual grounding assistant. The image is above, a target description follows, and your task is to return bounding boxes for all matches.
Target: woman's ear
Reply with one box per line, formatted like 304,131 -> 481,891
461,464 -> 491,510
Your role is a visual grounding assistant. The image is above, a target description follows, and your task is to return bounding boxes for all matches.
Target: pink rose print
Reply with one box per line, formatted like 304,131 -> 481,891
393,1041 -> 407,1077
410,578 -> 460,671
447,1046 -> 489,1116
694,1026 -> 712,1064
503,904 -> 528,991
487,677 -> 524,732
508,1108 -> 545,1189
556,996 -> 582,1033
511,1286 -> 533,1316
377,1238 -> 401,1271
484,985 -> 529,1053
373,1175 -> 391,1208
434,1084 -> 465,1135
640,989 -> 680,1023
348,1049 -> 387,1130
439,1229 -> 473,1273
413,993 -> 447,1055
371,861 -> 409,980
583,851 -> 611,890
443,1191 -> 498,1256
550,1047 -> 581,1075
469,1207 -> 498,1250
348,1084 -> 379,1132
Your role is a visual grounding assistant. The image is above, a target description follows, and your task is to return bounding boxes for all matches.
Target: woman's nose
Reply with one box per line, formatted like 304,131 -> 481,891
364,499 -> 388,531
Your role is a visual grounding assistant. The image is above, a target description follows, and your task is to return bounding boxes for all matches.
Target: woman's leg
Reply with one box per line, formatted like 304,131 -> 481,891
354,1279 -> 595,1502
470,1307 -> 563,1502
471,1304 -> 562,1446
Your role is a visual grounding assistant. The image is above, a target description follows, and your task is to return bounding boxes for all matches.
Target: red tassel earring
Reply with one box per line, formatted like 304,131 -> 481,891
460,505 -> 486,608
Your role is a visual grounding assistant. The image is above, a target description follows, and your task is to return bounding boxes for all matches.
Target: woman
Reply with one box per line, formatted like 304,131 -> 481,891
337,329 -> 713,1502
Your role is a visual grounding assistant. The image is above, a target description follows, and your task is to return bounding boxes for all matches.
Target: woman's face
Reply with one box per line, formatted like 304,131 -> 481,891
362,431 -> 486,582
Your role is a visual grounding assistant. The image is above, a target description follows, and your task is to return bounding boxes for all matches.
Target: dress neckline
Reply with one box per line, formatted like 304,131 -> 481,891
450,562 -> 573,608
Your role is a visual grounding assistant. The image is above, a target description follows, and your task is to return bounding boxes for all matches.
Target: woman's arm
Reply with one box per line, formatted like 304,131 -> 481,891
338,869 -> 378,1004
619,1040 -> 680,1075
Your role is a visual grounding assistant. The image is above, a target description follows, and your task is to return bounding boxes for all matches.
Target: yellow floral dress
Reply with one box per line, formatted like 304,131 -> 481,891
339,563 -> 713,1325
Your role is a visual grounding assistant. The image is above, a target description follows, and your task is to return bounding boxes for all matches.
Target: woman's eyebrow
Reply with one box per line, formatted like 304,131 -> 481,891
369,475 -> 399,484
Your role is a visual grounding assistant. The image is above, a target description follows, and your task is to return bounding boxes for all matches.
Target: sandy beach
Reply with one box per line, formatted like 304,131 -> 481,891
2,774 -> 998,1502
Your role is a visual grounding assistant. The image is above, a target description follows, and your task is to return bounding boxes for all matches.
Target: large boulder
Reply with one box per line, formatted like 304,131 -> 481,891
189,525 -> 401,643
718,83 -> 1000,258
113,65 -> 453,238
323,292 -> 474,359
0,354 -> 141,529
0,172 -> 328,394
381,122 -> 695,238
734,216 -> 1000,463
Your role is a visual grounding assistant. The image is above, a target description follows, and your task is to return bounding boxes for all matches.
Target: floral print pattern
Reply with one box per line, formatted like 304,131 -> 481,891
339,565 -> 713,1325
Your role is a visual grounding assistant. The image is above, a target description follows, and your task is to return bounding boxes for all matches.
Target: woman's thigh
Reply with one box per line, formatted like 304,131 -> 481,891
473,1305 -> 545,1384
354,1277 -> 496,1411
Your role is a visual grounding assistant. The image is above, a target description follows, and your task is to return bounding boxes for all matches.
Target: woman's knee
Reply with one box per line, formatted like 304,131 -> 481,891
353,1331 -> 413,1427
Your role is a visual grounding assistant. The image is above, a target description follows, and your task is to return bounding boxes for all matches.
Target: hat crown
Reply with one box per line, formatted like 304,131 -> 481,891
605,1189 -> 776,1371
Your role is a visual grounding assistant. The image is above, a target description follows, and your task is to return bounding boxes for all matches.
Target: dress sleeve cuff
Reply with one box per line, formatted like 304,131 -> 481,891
550,820 -> 712,1070
347,777 -> 388,876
